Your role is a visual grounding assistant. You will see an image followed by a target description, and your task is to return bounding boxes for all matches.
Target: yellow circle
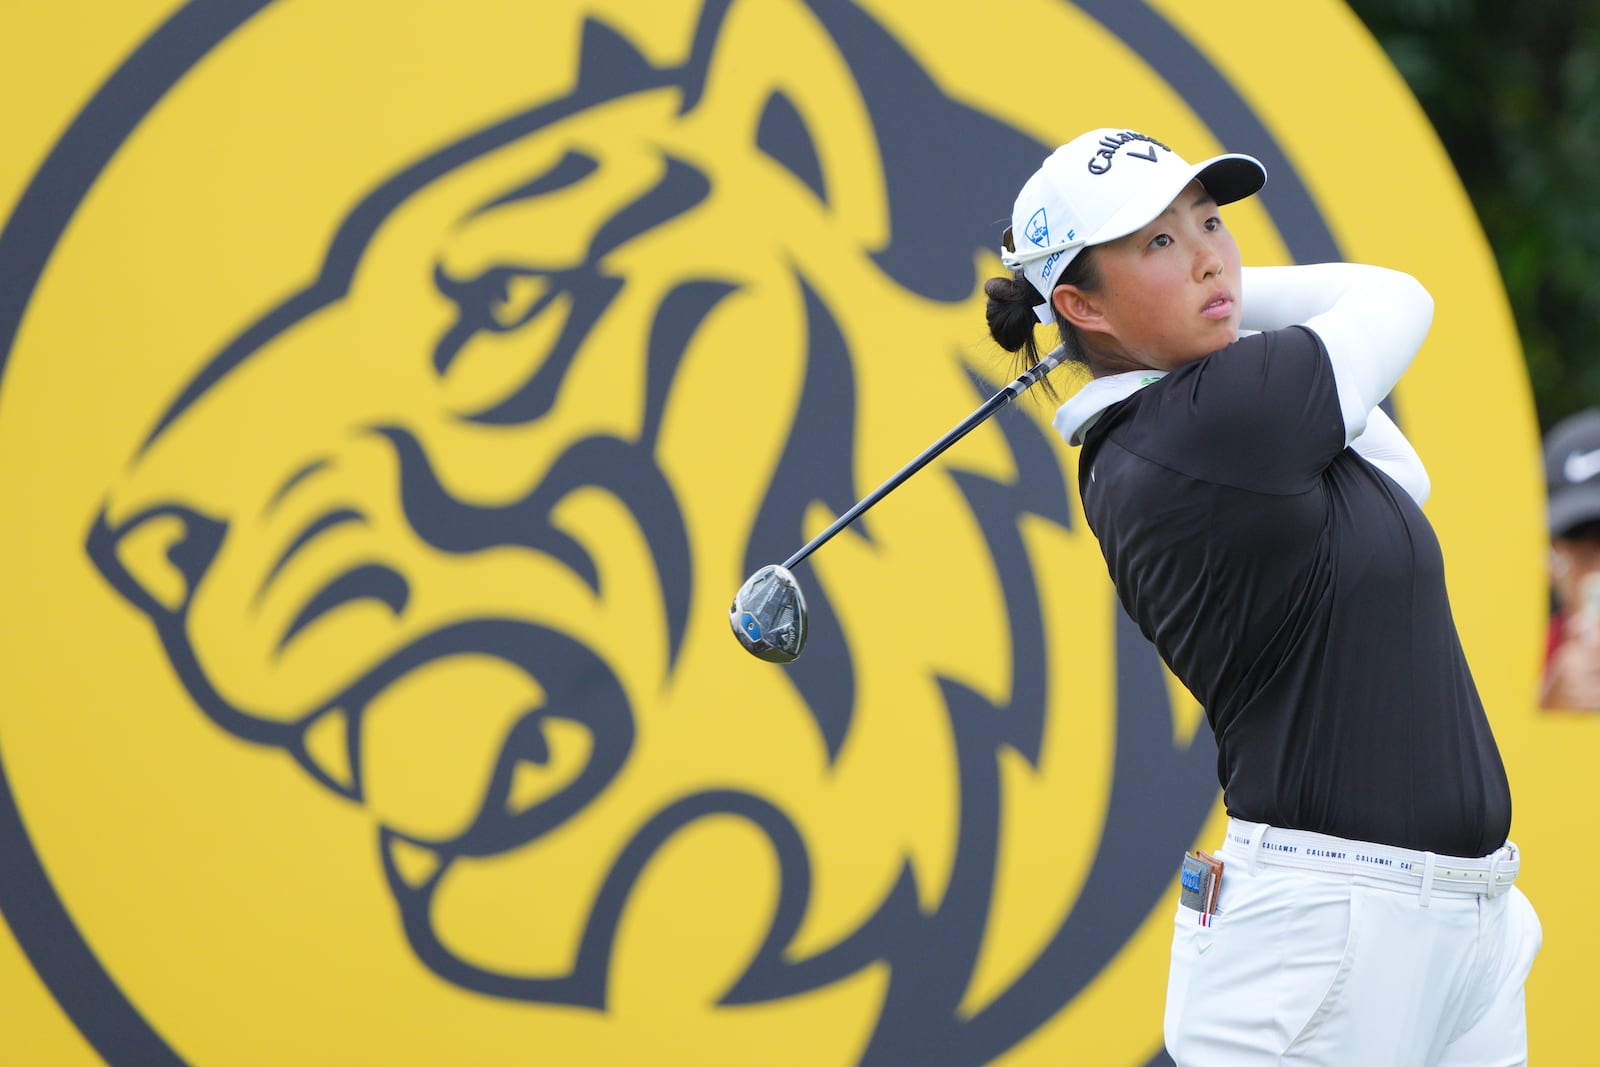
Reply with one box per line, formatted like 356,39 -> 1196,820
0,2 -> 1568,1065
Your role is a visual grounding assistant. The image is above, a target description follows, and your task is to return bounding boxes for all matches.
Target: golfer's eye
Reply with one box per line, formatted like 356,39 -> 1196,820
1149,233 -> 1173,249
1204,216 -> 1223,232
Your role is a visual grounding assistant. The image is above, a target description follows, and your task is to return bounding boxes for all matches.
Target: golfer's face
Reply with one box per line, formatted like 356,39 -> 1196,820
1086,181 -> 1243,371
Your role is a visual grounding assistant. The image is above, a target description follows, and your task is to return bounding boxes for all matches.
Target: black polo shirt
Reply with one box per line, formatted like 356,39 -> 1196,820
1077,325 -> 1511,857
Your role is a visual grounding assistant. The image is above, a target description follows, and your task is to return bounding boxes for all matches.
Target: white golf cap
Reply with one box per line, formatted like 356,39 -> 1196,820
1000,128 -> 1266,323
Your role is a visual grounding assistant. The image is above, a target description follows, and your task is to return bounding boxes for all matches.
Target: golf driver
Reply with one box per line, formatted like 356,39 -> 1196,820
730,346 -> 1065,663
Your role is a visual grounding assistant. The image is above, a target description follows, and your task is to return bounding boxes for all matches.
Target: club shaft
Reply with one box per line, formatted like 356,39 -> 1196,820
781,348 -> 1064,571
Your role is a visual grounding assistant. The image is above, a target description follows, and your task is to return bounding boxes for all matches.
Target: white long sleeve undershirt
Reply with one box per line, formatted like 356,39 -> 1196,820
1240,264 -> 1434,505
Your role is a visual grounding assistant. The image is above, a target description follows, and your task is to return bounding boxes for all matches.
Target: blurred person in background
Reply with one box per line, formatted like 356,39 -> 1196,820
1541,408 -> 1600,709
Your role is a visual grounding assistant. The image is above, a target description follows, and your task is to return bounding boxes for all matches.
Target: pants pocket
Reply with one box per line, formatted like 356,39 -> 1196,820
1279,886 -> 1361,1057
1167,863 -> 1349,1064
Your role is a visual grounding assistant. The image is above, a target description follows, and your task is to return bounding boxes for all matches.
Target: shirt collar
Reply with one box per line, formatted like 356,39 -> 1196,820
1051,370 -> 1168,446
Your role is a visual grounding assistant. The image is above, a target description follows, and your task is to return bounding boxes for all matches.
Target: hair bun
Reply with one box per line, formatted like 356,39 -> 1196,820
984,272 -> 1043,353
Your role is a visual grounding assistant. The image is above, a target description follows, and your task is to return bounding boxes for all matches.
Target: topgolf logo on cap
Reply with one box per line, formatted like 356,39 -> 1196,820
1087,130 -> 1171,174
1025,208 -> 1050,247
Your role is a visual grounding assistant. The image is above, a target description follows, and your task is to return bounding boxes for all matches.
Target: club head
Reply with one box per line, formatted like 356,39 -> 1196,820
729,564 -> 808,663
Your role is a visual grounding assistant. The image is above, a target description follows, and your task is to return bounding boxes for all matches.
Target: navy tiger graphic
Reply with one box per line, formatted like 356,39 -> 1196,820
87,0 -> 1216,1060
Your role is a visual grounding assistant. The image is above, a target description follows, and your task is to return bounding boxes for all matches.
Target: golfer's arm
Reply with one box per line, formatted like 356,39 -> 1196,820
1241,264 -> 1434,445
1349,405 -> 1429,506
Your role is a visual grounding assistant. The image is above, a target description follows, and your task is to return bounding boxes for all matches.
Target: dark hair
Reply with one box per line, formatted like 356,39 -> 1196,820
983,249 -> 1101,400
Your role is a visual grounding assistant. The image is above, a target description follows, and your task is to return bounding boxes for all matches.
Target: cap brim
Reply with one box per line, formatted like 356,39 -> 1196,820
1086,152 -> 1266,249
1195,154 -> 1267,206
1550,484 -> 1600,536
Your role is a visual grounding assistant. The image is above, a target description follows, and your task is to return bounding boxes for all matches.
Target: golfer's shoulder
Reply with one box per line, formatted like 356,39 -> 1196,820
1184,326 -> 1329,395
1149,329 -> 1336,447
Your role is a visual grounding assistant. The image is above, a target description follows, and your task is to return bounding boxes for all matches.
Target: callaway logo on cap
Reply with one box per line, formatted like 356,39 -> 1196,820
1085,130 -> 1168,173
1000,127 -> 1266,324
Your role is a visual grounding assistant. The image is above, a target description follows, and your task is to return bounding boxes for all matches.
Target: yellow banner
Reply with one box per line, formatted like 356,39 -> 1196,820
0,1 -> 1586,1063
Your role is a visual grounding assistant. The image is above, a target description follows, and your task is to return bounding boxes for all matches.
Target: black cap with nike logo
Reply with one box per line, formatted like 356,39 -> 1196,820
1544,409 -> 1600,537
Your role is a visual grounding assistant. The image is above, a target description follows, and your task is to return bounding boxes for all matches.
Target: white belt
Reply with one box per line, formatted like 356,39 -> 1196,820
1223,819 -> 1519,905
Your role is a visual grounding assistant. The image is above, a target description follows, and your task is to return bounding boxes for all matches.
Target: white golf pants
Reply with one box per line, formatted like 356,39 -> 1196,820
1164,819 -> 1542,1067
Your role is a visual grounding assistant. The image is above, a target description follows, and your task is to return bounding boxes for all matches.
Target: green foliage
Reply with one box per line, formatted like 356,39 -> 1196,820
1344,0 -> 1600,429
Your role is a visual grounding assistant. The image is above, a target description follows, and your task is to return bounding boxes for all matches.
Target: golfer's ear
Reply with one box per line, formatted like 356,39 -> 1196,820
1054,285 -> 1108,334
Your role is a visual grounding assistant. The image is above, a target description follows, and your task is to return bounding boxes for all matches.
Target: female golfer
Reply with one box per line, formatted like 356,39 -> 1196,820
986,128 -> 1540,1066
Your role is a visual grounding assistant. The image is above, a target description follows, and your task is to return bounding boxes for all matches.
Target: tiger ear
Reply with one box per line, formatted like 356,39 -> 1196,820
677,0 -> 887,246
570,17 -> 671,103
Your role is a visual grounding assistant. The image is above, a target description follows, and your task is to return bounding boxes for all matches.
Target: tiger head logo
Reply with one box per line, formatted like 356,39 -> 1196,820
85,0 -> 1217,1057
